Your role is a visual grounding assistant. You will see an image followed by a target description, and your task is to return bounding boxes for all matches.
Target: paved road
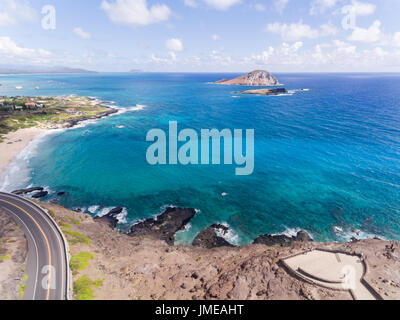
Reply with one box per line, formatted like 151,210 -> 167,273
0,192 -> 69,300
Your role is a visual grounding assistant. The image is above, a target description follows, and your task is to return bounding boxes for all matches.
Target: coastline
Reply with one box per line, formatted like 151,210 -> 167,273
0,127 -> 46,179
0,96 -> 119,191
30,200 -> 400,300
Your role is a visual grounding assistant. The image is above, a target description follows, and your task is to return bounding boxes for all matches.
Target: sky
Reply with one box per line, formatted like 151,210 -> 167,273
1,0 -> 400,72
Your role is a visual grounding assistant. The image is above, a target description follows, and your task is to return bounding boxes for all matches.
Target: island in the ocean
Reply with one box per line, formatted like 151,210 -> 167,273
236,88 -> 288,96
215,70 -> 280,86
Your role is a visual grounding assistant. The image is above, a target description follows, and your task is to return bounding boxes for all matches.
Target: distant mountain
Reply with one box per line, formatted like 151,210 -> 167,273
0,65 -> 97,74
215,70 -> 280,86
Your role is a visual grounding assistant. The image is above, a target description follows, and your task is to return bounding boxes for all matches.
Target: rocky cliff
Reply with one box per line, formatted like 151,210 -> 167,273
215,70 -> 280,86
33,201 -> 400,301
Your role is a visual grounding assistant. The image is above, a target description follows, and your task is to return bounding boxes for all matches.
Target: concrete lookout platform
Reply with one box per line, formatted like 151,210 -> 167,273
281,249 -> 381,300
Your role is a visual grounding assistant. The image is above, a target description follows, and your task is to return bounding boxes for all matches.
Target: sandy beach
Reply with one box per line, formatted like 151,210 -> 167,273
0,127 -> 46,179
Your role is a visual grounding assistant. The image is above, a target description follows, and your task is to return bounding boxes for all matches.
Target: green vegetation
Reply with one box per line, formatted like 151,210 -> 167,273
47,210 -> 55,219
0,254 -> 11,262
70,252 -> 94,273
63,229 -> 91,245
73,275 -> 103,301
0,96 -> 111,141
18,282 -> 26,300
66,216 -> 81,226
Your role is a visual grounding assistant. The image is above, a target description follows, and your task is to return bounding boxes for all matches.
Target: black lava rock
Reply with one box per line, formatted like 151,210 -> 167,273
128,207 -> 196,245
253,230 -> 313,247
193,224 -> 235,249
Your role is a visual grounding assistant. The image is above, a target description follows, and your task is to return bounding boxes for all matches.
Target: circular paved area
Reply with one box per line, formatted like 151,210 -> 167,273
283,250 -> 376,300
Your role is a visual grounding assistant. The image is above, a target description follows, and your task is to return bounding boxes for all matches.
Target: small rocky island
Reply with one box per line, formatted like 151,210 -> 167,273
215,70 -> 280,86
236,88 -> 288,96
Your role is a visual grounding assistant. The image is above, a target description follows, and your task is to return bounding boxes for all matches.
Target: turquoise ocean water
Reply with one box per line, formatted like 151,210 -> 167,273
1,73 -> 400,244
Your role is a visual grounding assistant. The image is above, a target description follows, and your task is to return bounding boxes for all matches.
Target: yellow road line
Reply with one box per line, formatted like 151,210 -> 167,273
0,199 -> 52,300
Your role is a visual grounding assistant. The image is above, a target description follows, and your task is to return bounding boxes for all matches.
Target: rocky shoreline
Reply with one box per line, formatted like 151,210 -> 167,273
8,189 -> 380,249
62,107 -> 118,128
28,200 -> 400,300
236,88 -> 288,96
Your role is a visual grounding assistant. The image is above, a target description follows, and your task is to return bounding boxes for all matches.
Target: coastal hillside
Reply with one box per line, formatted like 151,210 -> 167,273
215,70 -> 280,86
34,201 -> 400,301
0,65 -> 96,75
0,96 -> 116,142
0,209 -> 28,300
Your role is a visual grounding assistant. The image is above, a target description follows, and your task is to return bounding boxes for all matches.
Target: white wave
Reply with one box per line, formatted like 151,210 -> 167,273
176,222 -> 192,235
272,227 -> 314,240
0,101 -> 139,191
96,207 -> 114,218
288,88 -> 310,94
333,226 -> 344,233
116,125 -> 125,129
215,223 -> 240,245
113,104 -> 147,115
0,130 -> 61,192
115,207 -> 128,224
333,227 -> 387,242
95,206 -> 128,224
88,205 -> 100,214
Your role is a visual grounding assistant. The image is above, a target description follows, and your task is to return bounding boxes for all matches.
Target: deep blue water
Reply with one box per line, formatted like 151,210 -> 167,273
1,72 -> 400,244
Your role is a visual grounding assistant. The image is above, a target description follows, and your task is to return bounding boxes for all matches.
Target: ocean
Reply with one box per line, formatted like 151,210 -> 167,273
1,72 -> 400,245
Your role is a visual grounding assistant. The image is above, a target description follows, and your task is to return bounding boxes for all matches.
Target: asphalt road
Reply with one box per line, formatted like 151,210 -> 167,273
0,192 -> 69,300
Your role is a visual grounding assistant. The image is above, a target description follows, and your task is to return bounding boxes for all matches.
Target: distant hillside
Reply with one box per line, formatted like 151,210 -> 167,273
0,65 -> 97,75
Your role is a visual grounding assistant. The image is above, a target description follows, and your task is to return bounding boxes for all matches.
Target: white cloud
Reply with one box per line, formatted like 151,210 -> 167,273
184,0 -> 198,7
244,42 -> 303,65
348,20 -> 382,43
253,3 -> 266,12
241,38 -> 400,71
246,47 -> 275,64
393,32 -> 400,47
203,0 -> 241,11
348,0 -> 376,16
0,0 -> 37,26
310,0 -> 338,15
209,50 -> 232,65
101,0 -> 171,26
266,22 -> 327,41
165,38 -> 184,52
0,37 -> 51,58
73,27 -> 91,39
212,34 -> 220,41
275,0 -> 288,13
320,23 -> 338,36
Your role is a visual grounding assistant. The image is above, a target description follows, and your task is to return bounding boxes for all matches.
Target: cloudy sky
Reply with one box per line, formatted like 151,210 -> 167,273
1,0 -> 400,72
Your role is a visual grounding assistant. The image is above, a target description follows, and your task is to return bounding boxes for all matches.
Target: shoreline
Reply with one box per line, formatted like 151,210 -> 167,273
27,200 -> 400,300
0,96 -> 119,190
0,127 -> 46,179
